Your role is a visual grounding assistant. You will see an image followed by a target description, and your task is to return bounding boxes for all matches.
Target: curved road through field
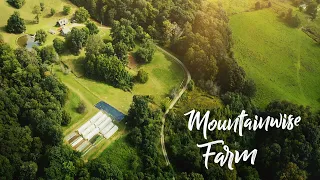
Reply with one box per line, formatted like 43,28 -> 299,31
157,46 -> 191,166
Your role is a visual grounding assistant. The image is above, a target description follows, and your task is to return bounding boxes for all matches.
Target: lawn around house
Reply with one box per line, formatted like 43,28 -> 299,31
0,0 -> 79,47
230,9 -> 320,109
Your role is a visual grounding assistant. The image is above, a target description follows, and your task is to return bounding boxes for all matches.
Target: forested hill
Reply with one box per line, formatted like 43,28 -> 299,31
69,0 -> 255,97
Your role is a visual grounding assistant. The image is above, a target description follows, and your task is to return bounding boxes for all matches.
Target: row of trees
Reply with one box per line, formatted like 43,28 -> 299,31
0,41 -> 74,178
126,95 -> 174,178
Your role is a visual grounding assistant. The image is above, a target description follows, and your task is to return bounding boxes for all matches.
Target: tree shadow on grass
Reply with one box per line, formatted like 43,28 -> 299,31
25,19 -> 35,25
0,26 -> 6,33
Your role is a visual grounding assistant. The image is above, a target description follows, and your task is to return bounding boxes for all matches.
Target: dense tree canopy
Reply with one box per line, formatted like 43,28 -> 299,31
66,27 -> 89,55
35,29 -> 48,45
74,7 -> 90,23
6,11 -> 26,34
7,0 -> 25,9
135,40 -> 155,64
0,42 -> 73,178
86,21 -> 99,35
53,38 -> 65,55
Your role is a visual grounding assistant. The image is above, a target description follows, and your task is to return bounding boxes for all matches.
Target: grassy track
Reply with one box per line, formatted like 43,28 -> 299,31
230,9 -> 320,109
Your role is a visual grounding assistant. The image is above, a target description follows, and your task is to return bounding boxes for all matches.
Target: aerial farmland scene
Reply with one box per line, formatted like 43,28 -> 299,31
0,0 -> 319,179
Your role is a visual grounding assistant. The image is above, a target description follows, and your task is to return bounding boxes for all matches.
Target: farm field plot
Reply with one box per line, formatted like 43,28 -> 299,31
230,9 -> 320,109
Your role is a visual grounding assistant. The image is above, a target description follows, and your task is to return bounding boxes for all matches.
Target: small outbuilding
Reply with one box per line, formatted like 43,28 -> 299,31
49,29 -> 56,35
57,18 -> 69,27
61,27 -> 71,36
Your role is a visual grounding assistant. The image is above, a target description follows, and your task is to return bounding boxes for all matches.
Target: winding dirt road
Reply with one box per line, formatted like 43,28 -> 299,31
157,46 -> 191,166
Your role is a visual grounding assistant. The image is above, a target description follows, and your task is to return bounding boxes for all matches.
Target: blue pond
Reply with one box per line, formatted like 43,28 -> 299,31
95,101 -> 125,122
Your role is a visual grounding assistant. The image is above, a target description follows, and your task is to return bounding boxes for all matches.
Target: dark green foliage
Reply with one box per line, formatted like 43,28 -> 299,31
135,40 -> 155,64
255,1 -> 261,10
40,46 -> 59,64
61,110 -> 71,126
237,165 -> 260,180
76,101 -> 86,114
6,11 -> 26,34
86,21 -> 99,35
74,7 -> 90,23
217,57 -> 246,93
113,41 -> 128,63
63,5 -> 71,15
40,2 -> 45,11
306,2 -> 318,19
44,145 -> 84,179
127,96 -> 152,127
85,34 -> 105,56
187,79 -> 195,91
66,27 -> 89,55
255,101 -> 320,179
50,8 -> 56,16
112,19 -> 136,50
104,42 -> 115,56
135,25 -> 150,43
242,79 -> 257,98
87,159 -> 123,179
0,42 -> 71,179
126,95 -> 174,178
7,0 -> 25,9
283,8 -> 301,28
53,38 -> 65,54
0,34 -> 4,43
35,29 -> 48,45
136,69 -> 149,84
84,54 -> 133,90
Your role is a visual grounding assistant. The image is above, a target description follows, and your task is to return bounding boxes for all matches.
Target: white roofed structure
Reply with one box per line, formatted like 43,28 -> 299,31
82,124 -> 95,137
78,121 -> 91,134
84,128 -> 99,140
103,126 -> 118,139
90,111 -> 103,123
71,137 -> 84,147
98,118 -> 112,130
101,123 -> 114,135
76,141 -> 90,152
94,114 -> 107,127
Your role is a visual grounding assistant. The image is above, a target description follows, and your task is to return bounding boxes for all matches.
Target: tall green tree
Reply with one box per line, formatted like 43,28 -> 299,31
35,29 -> 48,45
86,21 -> 99,35
135,40 -> 155,64
66,27 -> 89,55
63,5 -> 71,15
6,11 -> 26,34
53,38 -> 65,54
74,7 -> 90,23
7,0 -> 25,9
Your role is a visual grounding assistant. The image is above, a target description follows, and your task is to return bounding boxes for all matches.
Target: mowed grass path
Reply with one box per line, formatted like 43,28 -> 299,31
230,9 -> 320,109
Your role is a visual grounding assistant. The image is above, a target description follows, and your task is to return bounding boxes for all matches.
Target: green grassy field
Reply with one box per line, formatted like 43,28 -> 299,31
97,135 -> 142,172
230,9 -> 320,109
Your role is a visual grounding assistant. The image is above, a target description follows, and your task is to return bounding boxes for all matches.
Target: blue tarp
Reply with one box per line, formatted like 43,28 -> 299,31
95,101 -> 125,122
